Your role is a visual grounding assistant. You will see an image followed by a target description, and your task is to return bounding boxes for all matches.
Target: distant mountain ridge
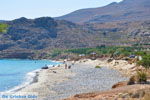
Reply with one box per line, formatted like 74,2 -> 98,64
56,0 -> 150,23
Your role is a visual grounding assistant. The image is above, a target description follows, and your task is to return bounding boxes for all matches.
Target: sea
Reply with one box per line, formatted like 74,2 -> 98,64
0,59 -> 60,92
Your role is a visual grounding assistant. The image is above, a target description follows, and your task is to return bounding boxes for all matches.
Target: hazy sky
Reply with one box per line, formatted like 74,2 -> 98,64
0,0 -> 122,20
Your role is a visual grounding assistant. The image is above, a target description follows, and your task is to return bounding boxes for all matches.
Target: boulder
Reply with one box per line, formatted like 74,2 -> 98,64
41,66 -> 49,69
112,81 -> 127,89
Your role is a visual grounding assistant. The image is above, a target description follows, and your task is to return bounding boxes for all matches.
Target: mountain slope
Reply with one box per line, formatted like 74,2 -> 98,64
0,18 -> 149,59
0,17 -> 102,58
0,0 -> 150,59
0,17 -> 96,50
56,0 -> 150,23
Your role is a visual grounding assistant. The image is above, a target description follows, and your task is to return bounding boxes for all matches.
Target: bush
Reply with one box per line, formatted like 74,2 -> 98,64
137,55 -> 150,69
50,49 -> 62,58
95,66 -> 102,68
137,71 -> 147,84
0,23 -> 9,33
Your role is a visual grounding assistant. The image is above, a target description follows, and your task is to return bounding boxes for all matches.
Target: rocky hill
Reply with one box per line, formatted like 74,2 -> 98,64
0,0 -> 149,59
0,17 -> 149,59
2,17 -> 99,49
0,17 -> 101,58
56,0 -> 150,24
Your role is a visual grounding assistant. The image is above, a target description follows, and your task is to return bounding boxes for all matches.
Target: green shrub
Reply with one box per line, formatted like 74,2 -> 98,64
51,46 -> 147,59
50,49 -> 62,58
95,66 -> 102,68
0,23 -> 9,33
137,55 -> 150,69
137,71 -> 147,84
65,46 -> 143,57
135,51 -> 147,56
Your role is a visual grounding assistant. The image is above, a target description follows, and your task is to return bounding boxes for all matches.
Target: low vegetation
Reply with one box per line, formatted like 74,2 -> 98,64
0,23 -> 9,33
127,54 -> 150,85
50,46 -> 149,59
95,66 -> 102,68
66,46 -> 149,56
137,54 -> 150,69
137,71 -> 147,84
50,49 -> 62,58
128,71 -> 148,85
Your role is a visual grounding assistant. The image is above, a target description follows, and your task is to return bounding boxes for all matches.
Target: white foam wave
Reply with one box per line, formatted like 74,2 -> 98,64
4,63 -> 61,93
5,69 -> 41,93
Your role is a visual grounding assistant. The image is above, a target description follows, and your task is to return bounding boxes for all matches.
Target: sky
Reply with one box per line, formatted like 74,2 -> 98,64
0,0 -> 122,20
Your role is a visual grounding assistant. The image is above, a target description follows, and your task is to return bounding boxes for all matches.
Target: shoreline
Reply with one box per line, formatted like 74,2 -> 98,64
19,64 -> 75,100
4,59 -> 61,93
6,69 -> 41,93
14,59 -> 128,100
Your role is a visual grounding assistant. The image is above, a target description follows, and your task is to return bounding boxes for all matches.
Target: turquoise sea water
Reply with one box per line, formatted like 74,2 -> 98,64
0,59 -> 60,92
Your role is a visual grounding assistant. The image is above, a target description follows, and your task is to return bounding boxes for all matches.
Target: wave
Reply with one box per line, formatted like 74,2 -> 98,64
5,69 -> 41,93
5,64 -> 57,92
3,62 -> 60,93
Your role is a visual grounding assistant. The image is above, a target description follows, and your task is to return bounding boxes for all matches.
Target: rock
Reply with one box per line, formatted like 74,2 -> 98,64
112,81 -> 127,89
53,71 -> 57,73
131,91 -> 145,98
121,93 -> 130,98
127,76 -> 136,85
41,66 -> 49,69
107,59 -> 113,63
68,66 -> 71,69
131,92 -> 140,98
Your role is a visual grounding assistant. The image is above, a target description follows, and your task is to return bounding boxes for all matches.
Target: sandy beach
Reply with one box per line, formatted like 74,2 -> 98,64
11,59 -> 128,100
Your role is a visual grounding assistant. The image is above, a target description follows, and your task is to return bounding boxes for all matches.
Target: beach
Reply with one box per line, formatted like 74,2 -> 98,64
64,59 -> 150,100
14,59 -> 128,100
98,59 -> 140,76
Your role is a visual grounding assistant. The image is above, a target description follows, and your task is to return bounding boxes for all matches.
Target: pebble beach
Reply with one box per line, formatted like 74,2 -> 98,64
17,59 -> 128,100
